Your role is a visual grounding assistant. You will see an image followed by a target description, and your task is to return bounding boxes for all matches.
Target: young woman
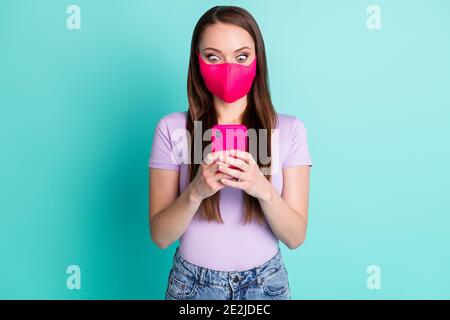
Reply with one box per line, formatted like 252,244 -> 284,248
148,6 -> 312,300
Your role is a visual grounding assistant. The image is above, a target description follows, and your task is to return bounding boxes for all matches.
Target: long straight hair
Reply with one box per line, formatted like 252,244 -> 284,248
186,6 -> 277,224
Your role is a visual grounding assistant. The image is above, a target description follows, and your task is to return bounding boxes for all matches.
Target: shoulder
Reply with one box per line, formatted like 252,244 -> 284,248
153,111 -> 189,150
275,113 -> 313,167
158,111 -> 188,129
275,113 -> 307,133
154,111 -> 188,138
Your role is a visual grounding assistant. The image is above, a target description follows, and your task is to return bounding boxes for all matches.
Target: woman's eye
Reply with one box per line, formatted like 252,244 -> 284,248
207,55 -> 220,63
236,54 -> 248,63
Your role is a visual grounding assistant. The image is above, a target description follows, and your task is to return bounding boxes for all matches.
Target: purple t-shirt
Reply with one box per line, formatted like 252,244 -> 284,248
148,111 -> 312,271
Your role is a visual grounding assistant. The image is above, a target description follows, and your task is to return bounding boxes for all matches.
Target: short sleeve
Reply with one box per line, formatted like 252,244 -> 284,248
148,117 -> 180,171
283,117 -> 313,168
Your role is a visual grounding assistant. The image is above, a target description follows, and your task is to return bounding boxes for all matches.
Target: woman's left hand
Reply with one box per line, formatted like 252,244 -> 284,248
217,150 -> 273,202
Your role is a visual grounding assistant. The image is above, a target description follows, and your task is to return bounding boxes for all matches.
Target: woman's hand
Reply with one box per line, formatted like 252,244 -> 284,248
189,151 -> 232,202
217,150 -> 273,202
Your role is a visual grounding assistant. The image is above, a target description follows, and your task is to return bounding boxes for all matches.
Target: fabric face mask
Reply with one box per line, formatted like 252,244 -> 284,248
197,52 -> 257,103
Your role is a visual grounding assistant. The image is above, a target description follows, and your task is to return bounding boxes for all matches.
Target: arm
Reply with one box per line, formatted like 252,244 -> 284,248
258,166 -> 310,249
149,168 -> 201,249
218,150 -> 311,249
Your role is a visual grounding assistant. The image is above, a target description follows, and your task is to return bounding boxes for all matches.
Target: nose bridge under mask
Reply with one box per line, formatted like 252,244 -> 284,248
225,63 -> 233,91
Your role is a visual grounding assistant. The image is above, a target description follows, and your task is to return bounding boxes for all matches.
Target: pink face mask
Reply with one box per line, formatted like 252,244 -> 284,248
197,52 -> 257,103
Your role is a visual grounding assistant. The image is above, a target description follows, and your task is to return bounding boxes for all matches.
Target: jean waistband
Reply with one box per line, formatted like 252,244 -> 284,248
171,247 -> 284,287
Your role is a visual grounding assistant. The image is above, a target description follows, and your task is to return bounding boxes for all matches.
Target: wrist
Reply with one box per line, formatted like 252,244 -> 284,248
187,184 -> 203,205
257,180 -> 274,203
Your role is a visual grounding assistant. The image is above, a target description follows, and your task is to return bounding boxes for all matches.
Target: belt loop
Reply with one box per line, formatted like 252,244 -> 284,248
199,267 -> 206,286
256,267 -> 261,286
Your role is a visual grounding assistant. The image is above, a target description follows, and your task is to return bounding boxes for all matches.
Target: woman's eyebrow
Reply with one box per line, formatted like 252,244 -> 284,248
202,46 -> 252,54
233,46 -> 251,52
203,47 -> 222,53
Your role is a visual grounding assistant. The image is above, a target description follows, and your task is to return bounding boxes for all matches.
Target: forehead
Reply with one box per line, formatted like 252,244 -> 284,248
198,22 -> 255,52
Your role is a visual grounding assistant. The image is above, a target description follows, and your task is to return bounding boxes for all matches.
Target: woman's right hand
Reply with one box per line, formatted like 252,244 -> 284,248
189,151 -> 231,202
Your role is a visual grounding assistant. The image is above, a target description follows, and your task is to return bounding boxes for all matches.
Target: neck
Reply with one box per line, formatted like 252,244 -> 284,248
214,95 -> 247,124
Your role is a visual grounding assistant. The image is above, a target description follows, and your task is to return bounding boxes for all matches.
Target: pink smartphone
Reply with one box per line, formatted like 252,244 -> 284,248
211,124 -> 248,170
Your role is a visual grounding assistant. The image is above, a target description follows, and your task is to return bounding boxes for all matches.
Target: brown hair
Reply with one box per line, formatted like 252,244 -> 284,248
186,6 -> 277,224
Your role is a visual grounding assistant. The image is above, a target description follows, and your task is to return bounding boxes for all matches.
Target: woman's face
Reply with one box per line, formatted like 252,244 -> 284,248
198,22 -> 256,65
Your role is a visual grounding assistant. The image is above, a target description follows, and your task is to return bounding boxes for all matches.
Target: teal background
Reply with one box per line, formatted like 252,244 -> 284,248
1,0 -> 449,299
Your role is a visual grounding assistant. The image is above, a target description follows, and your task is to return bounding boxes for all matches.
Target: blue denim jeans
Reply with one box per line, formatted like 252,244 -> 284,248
165,247 -> 291,300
